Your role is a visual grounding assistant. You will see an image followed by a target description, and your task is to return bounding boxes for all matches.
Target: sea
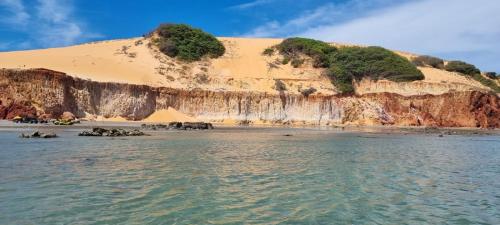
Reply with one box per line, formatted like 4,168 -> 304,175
1,125 -> 499,224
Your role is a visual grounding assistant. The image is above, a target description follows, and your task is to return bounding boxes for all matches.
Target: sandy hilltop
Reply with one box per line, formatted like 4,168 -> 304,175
0,31 -> 498,127
0,37 -> 491,94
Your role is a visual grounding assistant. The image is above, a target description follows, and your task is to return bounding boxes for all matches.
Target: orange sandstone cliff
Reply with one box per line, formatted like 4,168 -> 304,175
1,68 -> 498,128
0,37 -> 498,128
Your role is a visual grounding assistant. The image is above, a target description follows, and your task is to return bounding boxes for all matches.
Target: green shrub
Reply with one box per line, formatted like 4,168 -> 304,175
154,24 -> 225,61
300,87 -> 317,97
262,47 -> 275,56
412,55 -> 444,69
472,74 -> 500,93
330,46 -> 424,82
445,61 -> 480,76
291,58 -> 305,68
443,61 -> 498,93
158,39 -> 178,57
327,65 -> 355,93
276,37 -> 336,68
281,56 -> 290,65
273,39 -> 423,94
484,72 -> 497,79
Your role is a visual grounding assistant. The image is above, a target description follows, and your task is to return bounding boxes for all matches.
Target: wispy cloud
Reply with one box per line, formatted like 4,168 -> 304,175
0,0 -> 30,26
299,0 -> 500,71
34,0 -> 101,47
229,0 -> 275,10
242,0 -> 408,37
244,0 -> 500,71
0,0 -> 101,50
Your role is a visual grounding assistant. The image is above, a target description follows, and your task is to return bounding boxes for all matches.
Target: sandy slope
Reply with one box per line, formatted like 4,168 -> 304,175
0,37 -> 492,95
143,108 -> 198,123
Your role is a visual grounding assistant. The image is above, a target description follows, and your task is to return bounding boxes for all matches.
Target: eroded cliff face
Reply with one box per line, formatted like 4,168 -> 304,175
1,69 -> 498,128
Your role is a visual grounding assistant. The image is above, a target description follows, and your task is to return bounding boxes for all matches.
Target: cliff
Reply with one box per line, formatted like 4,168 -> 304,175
1,69 -> 498,128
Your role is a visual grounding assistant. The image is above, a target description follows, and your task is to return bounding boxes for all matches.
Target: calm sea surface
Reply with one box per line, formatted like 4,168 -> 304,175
0,126 -> 499,225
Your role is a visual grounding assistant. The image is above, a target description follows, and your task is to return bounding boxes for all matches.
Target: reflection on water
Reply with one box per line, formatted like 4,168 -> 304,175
0,127 -> 499,224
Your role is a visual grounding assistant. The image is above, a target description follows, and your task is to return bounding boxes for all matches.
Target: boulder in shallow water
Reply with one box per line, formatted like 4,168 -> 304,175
141,122 -> 214,130
78,127 -> 147,137
181,122 -> 214,130
128,129 -> 146,136
20,131 -> 57,138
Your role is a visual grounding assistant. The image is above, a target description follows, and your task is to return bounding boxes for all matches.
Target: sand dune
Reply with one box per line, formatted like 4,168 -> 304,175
143,108 -> 198,123
0,37 -> 491,94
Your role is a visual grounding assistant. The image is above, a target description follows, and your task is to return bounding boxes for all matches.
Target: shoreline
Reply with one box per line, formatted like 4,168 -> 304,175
1,120 -> 498,136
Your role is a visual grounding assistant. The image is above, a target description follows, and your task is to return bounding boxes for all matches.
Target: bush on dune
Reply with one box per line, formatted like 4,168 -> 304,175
262,47 -> 275,56
276,37 -> 337,68
473,74 -> 500,93
327,65 -> 355,94
484,72 -> 497,79
444,61 -> 499,92
444,60 -> 480,76
412,55 -> 444,69
154,24 -> 225,62
330,46 -> 424,82
269,38 -> 424,94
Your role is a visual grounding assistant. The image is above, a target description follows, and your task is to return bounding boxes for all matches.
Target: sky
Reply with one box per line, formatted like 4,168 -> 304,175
0,0 -> 499,72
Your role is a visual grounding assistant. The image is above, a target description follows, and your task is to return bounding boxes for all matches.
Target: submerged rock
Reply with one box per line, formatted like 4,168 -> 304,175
20,131 -> 57,138
182,122 -> 214,130
141,122 -> 214,130
78,127 -> 147,137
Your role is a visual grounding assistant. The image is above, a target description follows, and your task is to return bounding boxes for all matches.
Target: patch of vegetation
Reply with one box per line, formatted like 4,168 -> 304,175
472,74 -> 500,93
291,58 -> 305,68
327,46 -> 424,93
484,72 -> 497,79
330,46 -> 424,82
412,55 -> 444,69
271,38 -> 426,94
153,24 -> 225,62
327,65 -> 355,94
262,47 -> 275,56
442,61 -> 499,92
281,56 -> 290,65
274,79 -> 287,91
300,87 -> 317,97
276,37 -> 337,68
445,61 -> 480,76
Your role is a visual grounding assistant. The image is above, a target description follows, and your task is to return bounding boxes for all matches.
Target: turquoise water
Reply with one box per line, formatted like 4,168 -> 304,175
0,127 -> 499,225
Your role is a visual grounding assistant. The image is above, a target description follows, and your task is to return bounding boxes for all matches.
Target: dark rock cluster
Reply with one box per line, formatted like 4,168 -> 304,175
78,127 -> 147,137
141,122 -> 214,130
20,131 -> 57,138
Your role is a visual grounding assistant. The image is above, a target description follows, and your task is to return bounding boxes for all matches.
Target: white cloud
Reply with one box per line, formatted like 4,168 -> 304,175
0,0 -> 101,50
0,0 -> 30,26
301,0 -> 500,52
244,0 -> 500,71
243,0 -> 407,37
34,0 -> 97,47
299,0 -> 500,71
242,3 -> 337,37
229,0 -> 275,10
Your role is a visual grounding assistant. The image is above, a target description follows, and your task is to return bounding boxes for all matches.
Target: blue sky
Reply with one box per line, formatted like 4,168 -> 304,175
1,0 -> 499,71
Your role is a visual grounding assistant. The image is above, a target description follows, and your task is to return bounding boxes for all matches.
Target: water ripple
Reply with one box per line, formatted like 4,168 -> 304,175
0,128 -> 499,224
